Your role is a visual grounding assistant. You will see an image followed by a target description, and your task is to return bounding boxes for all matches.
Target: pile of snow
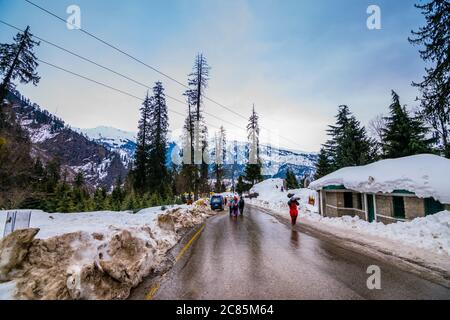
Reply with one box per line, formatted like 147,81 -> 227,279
310,154 -> 450,204
0,206 -> 187,240
299,210 -> 450,256
0,204 -> 213,300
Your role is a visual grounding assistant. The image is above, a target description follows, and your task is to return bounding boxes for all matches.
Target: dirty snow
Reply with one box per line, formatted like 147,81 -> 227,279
249,178 -> 450,257
0,203 -> 212,300
0,206 -> 185,240
310,154 -> 450,204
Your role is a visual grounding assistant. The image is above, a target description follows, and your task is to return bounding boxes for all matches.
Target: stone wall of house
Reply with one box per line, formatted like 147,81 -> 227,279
324,192 -> 338,217
375,195 -> 393,217
405,197 -> 425,220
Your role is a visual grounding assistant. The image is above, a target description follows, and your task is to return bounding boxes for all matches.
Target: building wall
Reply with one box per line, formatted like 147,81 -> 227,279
405,197 -> 425,220
323,191 -> 365,219
321,189 -> 450,224
375,195 -> 393,217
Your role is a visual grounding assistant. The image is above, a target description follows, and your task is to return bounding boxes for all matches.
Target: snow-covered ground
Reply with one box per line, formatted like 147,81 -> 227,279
0,203 -> 211,300
249,179 -> 450,257
0,205 -> 187,240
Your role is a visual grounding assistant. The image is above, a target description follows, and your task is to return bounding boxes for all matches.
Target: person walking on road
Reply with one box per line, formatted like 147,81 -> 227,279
288,197 -> 300,226
238,196 -> 245,215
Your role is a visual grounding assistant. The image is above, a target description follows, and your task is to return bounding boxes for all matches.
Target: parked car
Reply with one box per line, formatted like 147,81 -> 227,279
210,195 -> 224,211
246,192 -> 259,199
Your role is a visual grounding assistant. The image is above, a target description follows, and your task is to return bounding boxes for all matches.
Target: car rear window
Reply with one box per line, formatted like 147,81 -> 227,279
211,197 -> 222,203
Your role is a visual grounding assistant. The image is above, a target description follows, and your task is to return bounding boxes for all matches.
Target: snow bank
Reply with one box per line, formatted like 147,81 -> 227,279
299,210 -> 450,256
310,154 -> 450,204
0,204 -> 214,300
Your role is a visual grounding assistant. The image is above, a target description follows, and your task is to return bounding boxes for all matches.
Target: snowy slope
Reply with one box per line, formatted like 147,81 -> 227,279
6,90 -> 128,190
310,154 -> 450,204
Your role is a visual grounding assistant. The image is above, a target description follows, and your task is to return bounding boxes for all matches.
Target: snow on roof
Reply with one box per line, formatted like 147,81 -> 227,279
310,154 -> 450,204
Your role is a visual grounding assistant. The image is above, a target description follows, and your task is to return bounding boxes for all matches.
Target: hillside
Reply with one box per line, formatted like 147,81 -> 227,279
5,90 -> 128,190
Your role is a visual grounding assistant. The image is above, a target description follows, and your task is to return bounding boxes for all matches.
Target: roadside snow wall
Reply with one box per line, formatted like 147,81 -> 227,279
0,205 -> 214,300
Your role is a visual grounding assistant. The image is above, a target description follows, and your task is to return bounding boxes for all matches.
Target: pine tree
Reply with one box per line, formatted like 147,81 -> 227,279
324,105 -> 351,164
148,81 -> 169,196
236,176 -> 250,195
132,93 -> 152,194
314,148 -> 333,179
183,54 -> 211,199
213,126 -> 227,193
93,187 -> 107,211
0,26 -> 40,107
409,0 -> 450,157
334,116 -> 372,168
72,172 -> 88,212
244,105 -> 263,185
322,105 -> 373,170
285,168 -> 299,190
381,91 -> 434,158
111,176 -> 124,211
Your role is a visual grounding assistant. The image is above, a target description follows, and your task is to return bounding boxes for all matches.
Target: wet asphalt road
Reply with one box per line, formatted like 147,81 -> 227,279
137,206 -> 450,300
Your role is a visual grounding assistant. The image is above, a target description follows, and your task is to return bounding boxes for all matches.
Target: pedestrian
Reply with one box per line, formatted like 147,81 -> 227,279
238,196 -> 245,215
288,197 -> 300,226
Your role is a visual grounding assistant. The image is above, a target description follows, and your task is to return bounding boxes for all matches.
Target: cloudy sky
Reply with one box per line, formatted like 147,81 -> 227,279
0,0 -> 427,152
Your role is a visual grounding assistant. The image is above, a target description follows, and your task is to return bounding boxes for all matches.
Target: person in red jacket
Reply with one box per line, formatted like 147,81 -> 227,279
288,197 -> 300,225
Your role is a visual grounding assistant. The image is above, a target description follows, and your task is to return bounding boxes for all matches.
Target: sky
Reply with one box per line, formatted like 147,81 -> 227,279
0,0 -> 428,152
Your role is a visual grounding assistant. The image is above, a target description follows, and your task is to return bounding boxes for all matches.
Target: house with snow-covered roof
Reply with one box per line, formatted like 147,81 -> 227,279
310,154 -> 450,224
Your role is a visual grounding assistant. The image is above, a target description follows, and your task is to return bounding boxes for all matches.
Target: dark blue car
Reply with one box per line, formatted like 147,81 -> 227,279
210,195 -> 224,211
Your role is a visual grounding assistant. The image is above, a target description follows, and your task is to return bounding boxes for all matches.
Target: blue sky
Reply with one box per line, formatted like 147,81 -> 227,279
0,0 -> 427,151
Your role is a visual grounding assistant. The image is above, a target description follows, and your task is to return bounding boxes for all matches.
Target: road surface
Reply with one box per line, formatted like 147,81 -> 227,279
131,206 -> 450,300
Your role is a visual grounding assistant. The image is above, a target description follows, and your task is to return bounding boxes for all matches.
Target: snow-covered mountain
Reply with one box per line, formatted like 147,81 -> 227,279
75,126 -> 136,166
6,91 -> 128,190
78,126 -> 318,179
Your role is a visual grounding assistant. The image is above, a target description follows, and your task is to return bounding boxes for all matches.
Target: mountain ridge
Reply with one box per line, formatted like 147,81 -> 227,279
78,126 -> 318,179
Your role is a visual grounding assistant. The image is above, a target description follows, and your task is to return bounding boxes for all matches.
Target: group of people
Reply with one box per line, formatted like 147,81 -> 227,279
227,195 -> 245,217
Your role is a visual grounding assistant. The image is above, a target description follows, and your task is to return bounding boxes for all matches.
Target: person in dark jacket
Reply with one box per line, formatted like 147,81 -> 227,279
238,197 -> 245,215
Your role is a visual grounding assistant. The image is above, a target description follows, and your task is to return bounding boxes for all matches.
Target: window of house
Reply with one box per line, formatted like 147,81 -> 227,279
355,193 -> 363,210
424,198 -> 444,216
393,196 -> 405,218
344,192 -> 353,208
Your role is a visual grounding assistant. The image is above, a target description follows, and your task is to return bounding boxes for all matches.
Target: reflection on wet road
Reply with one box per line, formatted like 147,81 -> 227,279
151,206 -> 450,300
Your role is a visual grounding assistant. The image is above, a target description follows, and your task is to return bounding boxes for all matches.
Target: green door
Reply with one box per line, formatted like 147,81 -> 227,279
424,198 -> 444,216
367,194 -> 375,223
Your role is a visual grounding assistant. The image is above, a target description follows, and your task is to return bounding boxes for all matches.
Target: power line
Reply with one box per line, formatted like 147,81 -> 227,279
38,59 -> 185,120
23,0 -> 304,149
0,20 -> 247,134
